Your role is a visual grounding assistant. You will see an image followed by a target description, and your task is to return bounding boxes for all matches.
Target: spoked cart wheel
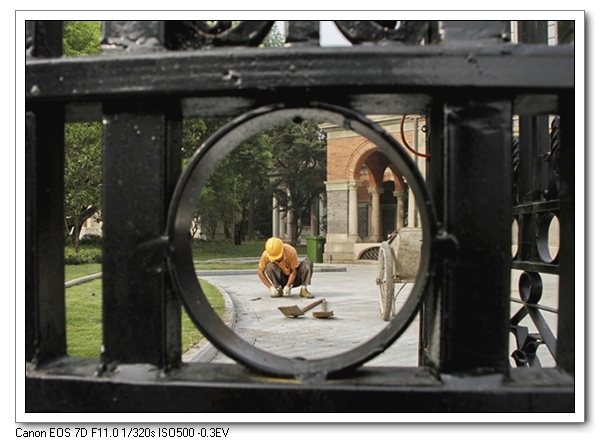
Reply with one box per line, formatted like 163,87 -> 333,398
376,241 -> 395,321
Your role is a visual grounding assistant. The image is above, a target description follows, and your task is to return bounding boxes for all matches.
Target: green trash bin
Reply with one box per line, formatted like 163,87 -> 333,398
306,235 -> 326,263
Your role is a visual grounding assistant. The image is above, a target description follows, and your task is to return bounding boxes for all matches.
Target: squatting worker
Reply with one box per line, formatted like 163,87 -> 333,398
258,237 -> 314,298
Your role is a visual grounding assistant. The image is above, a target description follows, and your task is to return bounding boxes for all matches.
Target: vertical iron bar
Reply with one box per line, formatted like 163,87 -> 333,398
25,112 -> 35,361
557,21 -> 575,45
556,93 -> 575,374
101,104 -> 182,368
524,22 -> 550,203
517,110 -> 533,261
100,20 -> 181,369
517,118 -> 535,263
534,115 -> 550,198
518,20 -> 548,45
420,100 -> 444,368
101,21 -> 165,53
440,21 -> 510,44
25,21 -> 66,364
25,20 -> 63,58
422,21 -> 513,374
441,100 -> 513,374
164,118 -> 184,366
25,107 -> 67,364
555,20 -> 575,375
285,21 -> 320,45
517,21 -> 549,264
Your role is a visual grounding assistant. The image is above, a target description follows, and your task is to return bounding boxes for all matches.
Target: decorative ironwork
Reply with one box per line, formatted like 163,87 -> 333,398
334,20 -> 429,44
547,116 -> 561,200
512,136 -> 521,205
359,246 -> 380,260
167,102 -> 439,378
164,20 -> 275,49
25,19 -> 575,412
510,271 -> 558,367
509,47 -> 563,367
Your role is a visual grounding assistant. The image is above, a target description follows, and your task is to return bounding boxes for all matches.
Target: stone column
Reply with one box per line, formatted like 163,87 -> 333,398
310,197 -> 318,236
272,196 -> 280,238
279,204 -> 286,239
348,180 -> 361,242
408,187 -> 417,227
393,190 -> 405,230
324,180 -> 361,263
368,187 -> 383,242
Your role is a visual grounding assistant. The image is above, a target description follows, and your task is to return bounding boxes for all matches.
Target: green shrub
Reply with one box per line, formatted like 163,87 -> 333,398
65,245 -> 102,265
191,238 -> 308,262
79,234 -> 102,246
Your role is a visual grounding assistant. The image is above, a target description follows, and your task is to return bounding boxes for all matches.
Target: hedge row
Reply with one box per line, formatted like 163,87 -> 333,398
65,246 -> 102,265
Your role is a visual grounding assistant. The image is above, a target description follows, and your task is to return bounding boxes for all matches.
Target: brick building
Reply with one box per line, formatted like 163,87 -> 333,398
320,115 -> 427,263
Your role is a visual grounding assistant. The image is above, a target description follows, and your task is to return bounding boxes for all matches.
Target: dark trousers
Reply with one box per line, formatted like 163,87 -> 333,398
265,259 -> 313,288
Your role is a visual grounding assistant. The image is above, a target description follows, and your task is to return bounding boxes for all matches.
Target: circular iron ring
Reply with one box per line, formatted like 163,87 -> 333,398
166,102 -> 438,378
536,212 -> 560,264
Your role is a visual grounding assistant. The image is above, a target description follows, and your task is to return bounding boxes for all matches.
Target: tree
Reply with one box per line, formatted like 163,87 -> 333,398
183,118 -> 273,241
61,21 -> 290,248
63,21 -> 101,56
228,132 -> 273,240
64,122 -> 103,250
184,118 -> 231,240
181,23 -> 285,242
63,22 -> 102,250
261,23 -> 285,48
182,114 -> 327,246
267,120 -> 327,246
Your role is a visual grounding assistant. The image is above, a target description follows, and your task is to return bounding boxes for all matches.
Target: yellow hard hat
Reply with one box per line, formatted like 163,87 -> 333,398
265,237 -> 284,262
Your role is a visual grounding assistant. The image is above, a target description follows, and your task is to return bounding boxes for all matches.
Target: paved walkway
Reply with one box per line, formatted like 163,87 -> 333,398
186,263 -> 419,367
64,258 -> 558,370
184,262 -> 559,370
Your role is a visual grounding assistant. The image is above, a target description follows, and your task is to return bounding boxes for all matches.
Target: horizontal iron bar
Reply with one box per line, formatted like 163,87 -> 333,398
25,361 -> 574,413
510,297 -> 559,314
26,45 -> 574,103
512,260 -> 559,274
513,199 -> 560,214
64,91 -> 557,123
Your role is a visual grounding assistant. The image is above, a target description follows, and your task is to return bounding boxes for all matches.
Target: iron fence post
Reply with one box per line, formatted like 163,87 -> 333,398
25,21 -> 66,365
100,22 -> 182,369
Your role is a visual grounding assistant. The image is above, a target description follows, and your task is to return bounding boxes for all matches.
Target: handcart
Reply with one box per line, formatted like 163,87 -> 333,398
375,227 -> 422,321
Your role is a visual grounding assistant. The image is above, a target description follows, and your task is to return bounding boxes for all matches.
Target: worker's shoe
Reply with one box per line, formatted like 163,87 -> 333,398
300,288 -> 313,298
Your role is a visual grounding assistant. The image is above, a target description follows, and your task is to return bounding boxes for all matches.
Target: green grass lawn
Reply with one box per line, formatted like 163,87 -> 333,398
65,263 -> 102,281
65,270 -> 223,358
64,260 -> 257,277
65,278 -> 103,358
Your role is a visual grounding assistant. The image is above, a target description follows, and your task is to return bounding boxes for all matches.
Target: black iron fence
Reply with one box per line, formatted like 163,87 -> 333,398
25,20 -> 575,412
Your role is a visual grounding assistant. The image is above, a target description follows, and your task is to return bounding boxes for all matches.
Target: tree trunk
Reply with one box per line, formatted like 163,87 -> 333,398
73,216 -> 81,252
289,216 -> 299,247
247,191 -> 255,241
73,205 -> 97,252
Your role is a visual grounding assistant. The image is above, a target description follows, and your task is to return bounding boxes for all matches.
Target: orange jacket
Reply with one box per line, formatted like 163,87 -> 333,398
258,244 -> 299,276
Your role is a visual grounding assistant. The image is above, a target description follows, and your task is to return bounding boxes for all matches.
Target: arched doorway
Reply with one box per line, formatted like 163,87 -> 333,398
321,115 -> 426,262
